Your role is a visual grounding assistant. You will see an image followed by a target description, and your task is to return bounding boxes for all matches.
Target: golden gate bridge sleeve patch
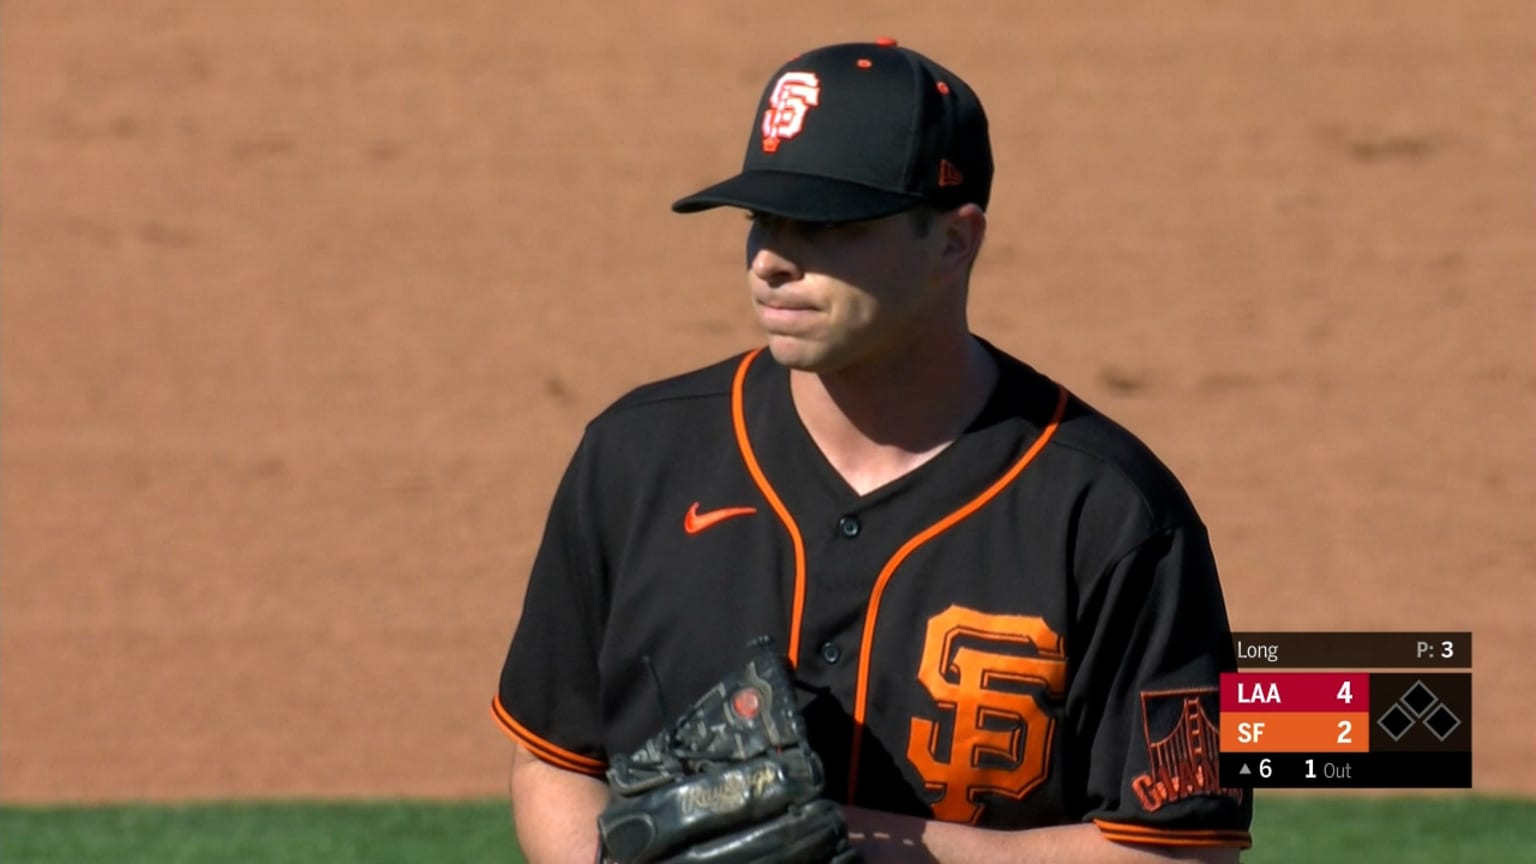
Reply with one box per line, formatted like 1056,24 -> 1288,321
1130,687 -> 1245,812
1088,686 -> 1252,850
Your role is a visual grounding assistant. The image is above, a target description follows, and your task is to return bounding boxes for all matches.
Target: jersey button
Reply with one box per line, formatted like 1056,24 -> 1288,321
820,641 -> 843,664
837,515 -> 862,538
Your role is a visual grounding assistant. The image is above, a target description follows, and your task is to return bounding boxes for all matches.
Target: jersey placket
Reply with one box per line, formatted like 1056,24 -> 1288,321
738,349 -> 1070,806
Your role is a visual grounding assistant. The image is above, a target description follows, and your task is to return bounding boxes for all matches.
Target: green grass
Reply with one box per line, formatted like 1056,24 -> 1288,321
1247,794 -> 1536,863
0,799 -> 521,864
2,795 -> 1534,863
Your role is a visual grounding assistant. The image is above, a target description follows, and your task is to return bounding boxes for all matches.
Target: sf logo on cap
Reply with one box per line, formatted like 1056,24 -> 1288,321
761,72 -> 820,152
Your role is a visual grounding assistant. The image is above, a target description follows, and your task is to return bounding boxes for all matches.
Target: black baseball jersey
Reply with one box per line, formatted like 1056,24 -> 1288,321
494,340 -> 1253,850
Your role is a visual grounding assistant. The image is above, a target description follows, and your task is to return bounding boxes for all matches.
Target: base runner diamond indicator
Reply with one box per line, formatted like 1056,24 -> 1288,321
1424,704 -> 1462,741
1400,680 -> 1439,717
1377,704 -> 1414,741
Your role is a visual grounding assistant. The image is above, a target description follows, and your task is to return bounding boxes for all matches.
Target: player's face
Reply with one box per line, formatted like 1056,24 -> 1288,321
744,208 -> 970,374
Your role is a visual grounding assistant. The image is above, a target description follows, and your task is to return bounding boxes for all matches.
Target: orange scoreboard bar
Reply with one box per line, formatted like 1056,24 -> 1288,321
1218,633 -> 1472,788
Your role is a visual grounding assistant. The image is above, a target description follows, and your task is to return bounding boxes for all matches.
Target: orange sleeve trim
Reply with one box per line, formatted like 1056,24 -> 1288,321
1093,819 -> 1253,849
490,695 -> 608,777
731,348 -> 809,667
847,383 -> 1071,802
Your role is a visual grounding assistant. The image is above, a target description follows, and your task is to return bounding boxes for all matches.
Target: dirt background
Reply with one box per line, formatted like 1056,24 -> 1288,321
3,1 -> 1533,803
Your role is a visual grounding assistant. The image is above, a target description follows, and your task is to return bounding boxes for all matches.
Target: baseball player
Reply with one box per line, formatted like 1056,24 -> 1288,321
494,39 -> 1253,863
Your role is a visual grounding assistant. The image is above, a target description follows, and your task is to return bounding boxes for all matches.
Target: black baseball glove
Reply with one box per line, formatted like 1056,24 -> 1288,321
596,637 -> 859,864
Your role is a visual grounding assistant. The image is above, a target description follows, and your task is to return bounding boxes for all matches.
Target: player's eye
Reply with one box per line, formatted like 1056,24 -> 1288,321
745,211 -> 775,234
746,212 -> 846,241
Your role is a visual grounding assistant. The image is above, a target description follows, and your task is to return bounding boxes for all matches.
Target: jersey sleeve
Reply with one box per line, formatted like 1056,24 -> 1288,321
1070,522 -> 1253,850
491,432 -> 609,778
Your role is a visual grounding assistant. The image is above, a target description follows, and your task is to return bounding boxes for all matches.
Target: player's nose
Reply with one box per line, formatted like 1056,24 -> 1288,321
748,244 -> 802,287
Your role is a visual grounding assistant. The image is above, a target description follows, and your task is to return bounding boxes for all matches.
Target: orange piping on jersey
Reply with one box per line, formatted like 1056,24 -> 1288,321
731,348 -> 809,666
490,696 -> 607,777
846,383 -> 1070,803
1092,820 -> 1253,849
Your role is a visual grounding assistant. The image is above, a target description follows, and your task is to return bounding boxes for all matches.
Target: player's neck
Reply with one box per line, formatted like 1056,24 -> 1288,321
789,332 -> 997,496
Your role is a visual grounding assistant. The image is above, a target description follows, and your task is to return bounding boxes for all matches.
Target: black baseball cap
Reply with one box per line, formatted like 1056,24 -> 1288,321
672,39 -> 993,223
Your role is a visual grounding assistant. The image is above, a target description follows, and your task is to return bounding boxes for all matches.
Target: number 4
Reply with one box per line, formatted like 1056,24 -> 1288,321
1337,680 -> 1353,704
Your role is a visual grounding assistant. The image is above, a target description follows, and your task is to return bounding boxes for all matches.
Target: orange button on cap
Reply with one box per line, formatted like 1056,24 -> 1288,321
875,37 -> 898,47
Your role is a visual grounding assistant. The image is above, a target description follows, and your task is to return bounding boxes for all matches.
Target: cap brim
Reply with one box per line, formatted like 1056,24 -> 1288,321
671,170 -> 926,223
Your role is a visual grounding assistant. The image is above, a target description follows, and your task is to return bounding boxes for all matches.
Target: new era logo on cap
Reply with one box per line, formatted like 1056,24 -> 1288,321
673,39 -> 994,224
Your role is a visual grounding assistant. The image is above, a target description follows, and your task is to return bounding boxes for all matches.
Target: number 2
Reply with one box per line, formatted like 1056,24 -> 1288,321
1337,720 -> 1353,744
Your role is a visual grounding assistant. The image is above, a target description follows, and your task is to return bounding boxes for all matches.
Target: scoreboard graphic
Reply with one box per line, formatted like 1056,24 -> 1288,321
1218,632 -> 1472,788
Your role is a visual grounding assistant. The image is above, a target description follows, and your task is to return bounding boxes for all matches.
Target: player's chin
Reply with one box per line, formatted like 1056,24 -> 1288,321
763,334 -> 838,373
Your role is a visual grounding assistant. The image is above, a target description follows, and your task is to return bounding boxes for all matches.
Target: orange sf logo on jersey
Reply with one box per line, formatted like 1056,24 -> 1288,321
906,606 -> 1068,824
761,72 -> 820,152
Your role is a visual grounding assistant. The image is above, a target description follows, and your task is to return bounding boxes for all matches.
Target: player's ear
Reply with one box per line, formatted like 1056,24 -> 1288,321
936,204 -> 986,279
